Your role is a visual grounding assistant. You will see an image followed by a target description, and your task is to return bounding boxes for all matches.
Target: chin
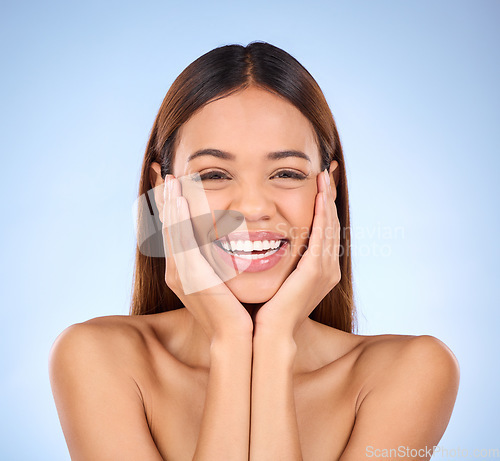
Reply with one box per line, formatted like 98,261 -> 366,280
224,273 -> 283,304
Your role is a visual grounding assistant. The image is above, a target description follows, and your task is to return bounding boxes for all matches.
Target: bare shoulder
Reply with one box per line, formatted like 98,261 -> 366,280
50,314 -> 151,365
48,314 -> 148,398
338,333 -> 460,460
48,315 -> 165,460
353,333 -> 460,389
49,311 -> 185,382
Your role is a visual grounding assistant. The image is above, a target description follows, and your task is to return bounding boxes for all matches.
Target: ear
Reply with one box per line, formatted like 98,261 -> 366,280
149,162 -> 165,223
328,160 -> 340,199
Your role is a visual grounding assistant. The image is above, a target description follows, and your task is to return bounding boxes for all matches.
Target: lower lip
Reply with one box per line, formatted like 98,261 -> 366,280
212,241 -> 289,273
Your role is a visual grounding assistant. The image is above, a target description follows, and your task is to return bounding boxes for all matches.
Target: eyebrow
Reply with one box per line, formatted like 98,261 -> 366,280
187,148 -> 311,163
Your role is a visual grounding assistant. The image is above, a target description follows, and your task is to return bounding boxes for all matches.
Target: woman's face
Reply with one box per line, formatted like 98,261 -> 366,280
171,86 -> 329,303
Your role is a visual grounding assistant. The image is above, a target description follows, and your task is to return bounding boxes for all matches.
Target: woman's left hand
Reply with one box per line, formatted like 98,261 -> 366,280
254,168 -> 341,340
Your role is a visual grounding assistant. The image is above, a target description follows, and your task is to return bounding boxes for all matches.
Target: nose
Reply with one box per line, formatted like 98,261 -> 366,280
229,182 -> 276,222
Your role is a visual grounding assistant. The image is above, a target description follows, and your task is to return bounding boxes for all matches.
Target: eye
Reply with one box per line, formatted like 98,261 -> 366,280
271,169 -> 308,180
198,170 -> 230,181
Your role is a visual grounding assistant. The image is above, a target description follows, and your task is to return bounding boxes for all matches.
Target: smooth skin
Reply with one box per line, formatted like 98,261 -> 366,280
49,86 -> 460,460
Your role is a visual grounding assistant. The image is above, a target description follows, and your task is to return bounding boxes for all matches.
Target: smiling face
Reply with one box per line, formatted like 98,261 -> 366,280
169,86 -> 329,303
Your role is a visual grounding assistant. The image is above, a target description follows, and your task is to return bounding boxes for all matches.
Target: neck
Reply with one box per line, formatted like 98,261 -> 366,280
178,306 -> 328,375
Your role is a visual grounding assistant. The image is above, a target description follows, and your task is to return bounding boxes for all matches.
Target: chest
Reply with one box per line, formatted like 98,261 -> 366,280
143,360 -> 358,461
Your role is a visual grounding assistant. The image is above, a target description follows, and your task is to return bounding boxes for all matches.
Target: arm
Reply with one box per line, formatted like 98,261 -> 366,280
340,335 -> 460,460
249,331 -> 302,460
193,334 -> 253,461
48,323 -> 163,461
160,174 -> 254,459
249,168 -> 340,460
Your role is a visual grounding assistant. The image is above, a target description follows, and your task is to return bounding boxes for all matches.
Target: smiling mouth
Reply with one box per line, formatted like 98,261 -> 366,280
213,238 -> 289,260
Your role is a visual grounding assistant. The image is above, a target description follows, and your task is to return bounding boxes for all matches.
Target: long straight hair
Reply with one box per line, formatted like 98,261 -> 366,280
130,41 -> 357,333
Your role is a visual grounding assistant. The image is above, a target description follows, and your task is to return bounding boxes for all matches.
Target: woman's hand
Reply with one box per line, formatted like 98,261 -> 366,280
254,169 -> 341,340
162,174 -> 253,342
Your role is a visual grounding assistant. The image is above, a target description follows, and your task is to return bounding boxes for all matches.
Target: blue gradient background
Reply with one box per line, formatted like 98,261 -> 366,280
1,0 -> 498,459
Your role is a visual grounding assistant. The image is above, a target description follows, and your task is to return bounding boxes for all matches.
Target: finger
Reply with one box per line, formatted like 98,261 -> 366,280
166,177 -> 192,279
164,175 -> 181,281
325,169 -> 341,243
306,176 -> 327,260
322,169 -> 336,258
325,168 -> 340,241
167,177 -> 183,251
162,175 -> 174,259
325,173 -> 341,284
324,170 -> 342,266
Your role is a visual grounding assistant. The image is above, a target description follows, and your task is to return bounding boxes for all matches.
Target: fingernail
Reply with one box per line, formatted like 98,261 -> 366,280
163,175 -> 169,200
324,169 -> 330,185
167,177 -> 174,192
176,197 -> 182,209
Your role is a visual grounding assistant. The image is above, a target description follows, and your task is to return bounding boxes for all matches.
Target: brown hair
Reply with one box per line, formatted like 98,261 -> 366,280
130,41 -> 357,333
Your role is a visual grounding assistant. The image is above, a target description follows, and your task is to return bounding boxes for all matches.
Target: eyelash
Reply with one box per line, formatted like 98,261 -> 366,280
198,170 -> 230,181
198,169 -> 308,181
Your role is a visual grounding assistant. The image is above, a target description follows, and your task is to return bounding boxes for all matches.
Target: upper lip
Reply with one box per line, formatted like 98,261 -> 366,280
216,231 -> 288,243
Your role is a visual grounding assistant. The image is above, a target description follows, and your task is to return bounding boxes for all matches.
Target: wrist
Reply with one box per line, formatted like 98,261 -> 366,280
207,314 -> 254,343
210,331 -> 253,355
254,317 -> 298,343
253,328 -> 297,358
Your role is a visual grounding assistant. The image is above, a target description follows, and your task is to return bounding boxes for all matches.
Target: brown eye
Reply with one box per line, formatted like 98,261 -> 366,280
271,170 -> 307,180
199,170 -> 230,181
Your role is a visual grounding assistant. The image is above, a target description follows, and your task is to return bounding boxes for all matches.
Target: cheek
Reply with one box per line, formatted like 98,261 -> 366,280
275,188 -> 316,237
204,192 -> 230,212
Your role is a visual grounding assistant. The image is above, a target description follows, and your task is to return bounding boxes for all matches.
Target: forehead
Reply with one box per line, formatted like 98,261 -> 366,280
174,86 -> 320,168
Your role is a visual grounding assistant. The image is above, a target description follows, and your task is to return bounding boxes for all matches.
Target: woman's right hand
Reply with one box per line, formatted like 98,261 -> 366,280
161,174 -> 253,343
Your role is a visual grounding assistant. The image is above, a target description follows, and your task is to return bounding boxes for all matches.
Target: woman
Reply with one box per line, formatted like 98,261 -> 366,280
49,42 -> 460,460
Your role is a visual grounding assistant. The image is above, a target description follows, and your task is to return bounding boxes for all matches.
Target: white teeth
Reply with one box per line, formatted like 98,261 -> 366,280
217,239 -> 285,254
243,241 -> 253,252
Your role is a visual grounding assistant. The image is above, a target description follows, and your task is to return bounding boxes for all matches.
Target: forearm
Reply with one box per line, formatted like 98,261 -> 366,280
193,335 -> 253,461
249,331 -> 302,460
